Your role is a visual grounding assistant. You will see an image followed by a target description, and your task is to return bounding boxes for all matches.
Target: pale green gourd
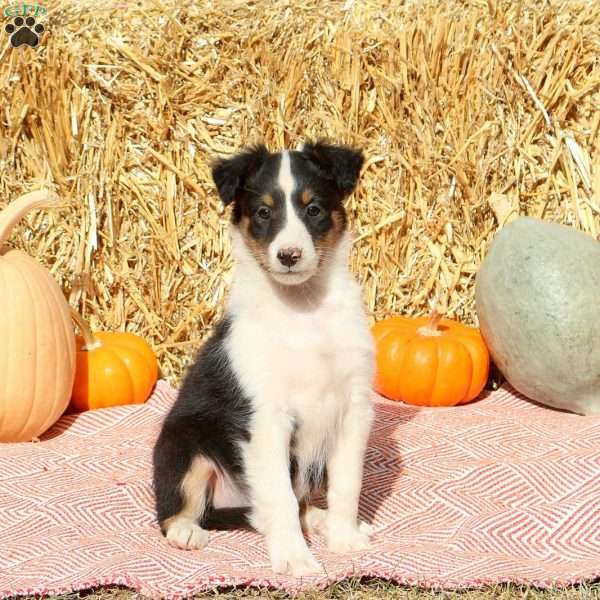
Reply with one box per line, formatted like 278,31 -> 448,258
475,216 -> 600,416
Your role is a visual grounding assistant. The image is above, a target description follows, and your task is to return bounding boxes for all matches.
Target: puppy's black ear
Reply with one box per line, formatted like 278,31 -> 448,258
302,140 -> 364,196
211,144 -> 270,205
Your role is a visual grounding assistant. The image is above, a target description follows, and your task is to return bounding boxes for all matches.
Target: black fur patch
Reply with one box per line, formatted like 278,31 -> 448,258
203,507 -> 253,530
211,144 -> 271,207
152,317 -> 253,530
286,148 -> 353,244
300,141 -> 365,197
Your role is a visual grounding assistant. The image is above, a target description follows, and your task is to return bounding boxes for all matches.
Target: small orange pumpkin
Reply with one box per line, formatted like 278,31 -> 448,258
372,307 -> 489,407
70,310 -> 158,412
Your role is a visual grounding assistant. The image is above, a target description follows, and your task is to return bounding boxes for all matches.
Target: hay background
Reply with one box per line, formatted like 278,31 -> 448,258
1,0 -> 599,385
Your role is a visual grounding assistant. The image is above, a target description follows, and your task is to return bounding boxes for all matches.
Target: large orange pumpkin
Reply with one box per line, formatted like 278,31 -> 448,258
0,191 -> 76,442
372,308 -> 489,406
70,310 -> 158,412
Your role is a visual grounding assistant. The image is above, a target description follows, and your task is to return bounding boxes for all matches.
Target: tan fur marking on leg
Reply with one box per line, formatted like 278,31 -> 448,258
162,455 -> 214,531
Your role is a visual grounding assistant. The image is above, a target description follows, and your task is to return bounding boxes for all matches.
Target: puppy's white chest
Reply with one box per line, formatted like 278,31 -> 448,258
273,303 -> 348,394
226,258 -> 374,418
228,302 -> 353,410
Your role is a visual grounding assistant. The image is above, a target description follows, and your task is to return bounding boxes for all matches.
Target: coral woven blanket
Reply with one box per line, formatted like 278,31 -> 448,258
1,381 -> 599,599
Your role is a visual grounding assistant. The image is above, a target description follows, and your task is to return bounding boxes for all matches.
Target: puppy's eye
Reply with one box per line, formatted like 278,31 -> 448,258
307,204 -> 321,217
256,206 -> 271,220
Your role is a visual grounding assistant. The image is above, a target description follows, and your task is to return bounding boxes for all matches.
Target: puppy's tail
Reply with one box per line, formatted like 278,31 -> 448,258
202,506 -> 253,530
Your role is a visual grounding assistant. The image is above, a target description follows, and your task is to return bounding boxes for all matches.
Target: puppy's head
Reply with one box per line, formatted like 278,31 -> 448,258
211,141 -> 364,285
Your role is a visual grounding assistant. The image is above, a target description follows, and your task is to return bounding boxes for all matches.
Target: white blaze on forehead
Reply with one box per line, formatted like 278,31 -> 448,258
277,151 -> 295,202
275,152 -> 306,247
270,151 -> 316,270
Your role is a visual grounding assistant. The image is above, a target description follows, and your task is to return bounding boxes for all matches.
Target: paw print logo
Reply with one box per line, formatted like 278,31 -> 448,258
4,16 -> 45,48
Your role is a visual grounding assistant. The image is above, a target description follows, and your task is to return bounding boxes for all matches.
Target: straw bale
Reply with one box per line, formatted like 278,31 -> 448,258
1,0 -> 599,384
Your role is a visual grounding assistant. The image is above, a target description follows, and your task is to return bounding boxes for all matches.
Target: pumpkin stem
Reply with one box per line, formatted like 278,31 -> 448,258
417,310 -> 444,337
0,190 -> 60,251
417,298 -> 446,337
70,308 -> 102,351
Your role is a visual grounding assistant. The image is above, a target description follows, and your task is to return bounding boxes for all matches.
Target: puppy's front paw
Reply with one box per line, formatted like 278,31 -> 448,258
326,522 -> 372,554
357,520 -> 374,536
303,507 -> 373,540
269,538 -> 322,577
166,518 -> 209,550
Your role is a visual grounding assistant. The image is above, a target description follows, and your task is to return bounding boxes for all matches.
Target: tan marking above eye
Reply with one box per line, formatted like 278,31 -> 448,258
262,194 -> 274,207
301,189 -> 314,206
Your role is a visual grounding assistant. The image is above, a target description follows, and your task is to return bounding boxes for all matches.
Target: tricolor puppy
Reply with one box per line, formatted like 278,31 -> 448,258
152,141 -> 375,576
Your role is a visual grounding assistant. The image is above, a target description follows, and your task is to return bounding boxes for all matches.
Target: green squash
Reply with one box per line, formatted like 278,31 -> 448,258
475,216 -> 600,416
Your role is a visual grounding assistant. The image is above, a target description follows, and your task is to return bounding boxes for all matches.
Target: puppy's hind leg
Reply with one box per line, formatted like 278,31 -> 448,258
156,453 -> 214,551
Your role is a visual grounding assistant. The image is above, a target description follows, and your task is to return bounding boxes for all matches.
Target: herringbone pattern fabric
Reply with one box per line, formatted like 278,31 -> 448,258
1,381 -> 599,599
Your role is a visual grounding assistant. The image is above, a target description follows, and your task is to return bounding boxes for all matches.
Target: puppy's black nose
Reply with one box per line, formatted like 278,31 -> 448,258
277,248 -> 302,267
